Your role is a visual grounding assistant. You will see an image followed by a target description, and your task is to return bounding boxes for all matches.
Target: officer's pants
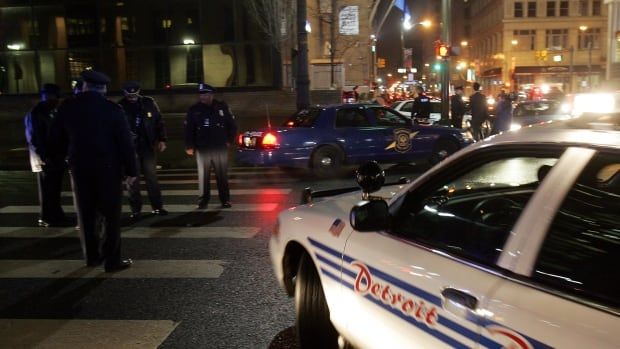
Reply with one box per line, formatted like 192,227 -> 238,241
127,151 -> 163,212
472,121 -> 485,141
71,167 -> 123,265
196,148 -> 230,204
37,166 -> 65,222
451,114 -> 463,129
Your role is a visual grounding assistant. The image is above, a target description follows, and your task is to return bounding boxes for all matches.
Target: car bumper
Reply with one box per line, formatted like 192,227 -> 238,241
236,148 -> 311,168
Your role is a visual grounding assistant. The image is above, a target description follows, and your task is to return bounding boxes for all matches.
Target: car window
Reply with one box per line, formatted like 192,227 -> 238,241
514,102 -> 560,117
335,108 -> 371,128
284,108 -> 321,127
401,102 -> 413,113
533,153 -> 619,309
393,156 -> 559,266
371,107 -> 409,126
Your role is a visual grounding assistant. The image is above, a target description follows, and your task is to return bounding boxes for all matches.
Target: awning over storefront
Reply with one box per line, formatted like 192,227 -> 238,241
514,65 -> 602,74
481,67 -> 502,77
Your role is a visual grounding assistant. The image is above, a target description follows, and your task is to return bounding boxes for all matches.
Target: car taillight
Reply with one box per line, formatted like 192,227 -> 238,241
237,133 -> 243,146
261,132 -> 278,149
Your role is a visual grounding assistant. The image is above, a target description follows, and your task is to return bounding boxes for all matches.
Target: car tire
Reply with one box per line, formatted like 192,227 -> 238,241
295,252 -> 339,349
311,146 -> 343,178
429,139 -> 459,166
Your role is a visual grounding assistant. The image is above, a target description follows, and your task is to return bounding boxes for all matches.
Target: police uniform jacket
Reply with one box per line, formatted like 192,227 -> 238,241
450,94 -> 466,117
185,100 -> 237,150
24,100 -> 59,172
50,91 -> 137,178
118,96 -> 167,151
470,92 -> 489,124
412,94 -> 431,119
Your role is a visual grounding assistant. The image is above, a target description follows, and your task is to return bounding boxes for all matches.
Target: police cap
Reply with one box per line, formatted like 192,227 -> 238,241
198,83 -> 215,94
40,83 -> 61,97
122,81 -> 141,95
80,69 -> 110,86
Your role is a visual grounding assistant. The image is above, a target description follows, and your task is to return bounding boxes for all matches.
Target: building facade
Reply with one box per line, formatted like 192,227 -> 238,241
456,0 -> 609,95
0,0 -> 275,95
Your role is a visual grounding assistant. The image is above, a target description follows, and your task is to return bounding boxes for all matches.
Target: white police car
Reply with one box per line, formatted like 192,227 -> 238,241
269,111 -> 619,348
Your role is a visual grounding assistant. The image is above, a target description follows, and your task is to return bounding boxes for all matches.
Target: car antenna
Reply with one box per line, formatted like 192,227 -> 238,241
266,103 -> 271,129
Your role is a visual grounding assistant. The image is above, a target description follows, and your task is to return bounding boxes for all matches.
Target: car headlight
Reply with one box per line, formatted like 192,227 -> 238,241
510,123 -> 522,131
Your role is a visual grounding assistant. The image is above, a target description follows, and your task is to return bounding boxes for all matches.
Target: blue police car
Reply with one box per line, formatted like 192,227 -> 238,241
236,103 -> 474,177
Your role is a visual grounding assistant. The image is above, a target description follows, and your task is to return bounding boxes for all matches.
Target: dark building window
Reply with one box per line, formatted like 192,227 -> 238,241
579,0 -> 588,16
527,2 -> 537,17
559,1 -> 569,16
546,1 -> 556,16
592,0 -> 601,15
514,2 -> 524,17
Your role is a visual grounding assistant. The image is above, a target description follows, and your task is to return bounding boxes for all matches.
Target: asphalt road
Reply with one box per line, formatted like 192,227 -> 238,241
0,162 -> 423,348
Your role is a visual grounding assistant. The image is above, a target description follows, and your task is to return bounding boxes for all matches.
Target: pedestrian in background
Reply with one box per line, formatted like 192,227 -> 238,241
411,85 -> 431,124
49,70 -> 137,272
118,81 -> 168,219
469,82 -> 489,141
450,85 -> 466,129
492,92 -> 513,134
184,83 -> 237,209
24,83 -> 69,227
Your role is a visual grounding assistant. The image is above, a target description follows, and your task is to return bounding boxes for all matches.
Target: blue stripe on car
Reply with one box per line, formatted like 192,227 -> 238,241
309,237 -> 553,349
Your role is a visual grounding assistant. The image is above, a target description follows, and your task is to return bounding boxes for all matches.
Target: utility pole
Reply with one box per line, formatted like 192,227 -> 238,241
296,0 -> 310,110
330,0 -> 336,88
440,0 -> 451,123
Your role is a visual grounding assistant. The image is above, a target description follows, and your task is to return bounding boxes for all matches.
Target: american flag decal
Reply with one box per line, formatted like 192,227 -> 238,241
329,218 -> 346,237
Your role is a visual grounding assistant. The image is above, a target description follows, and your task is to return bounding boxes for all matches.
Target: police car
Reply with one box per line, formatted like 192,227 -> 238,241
392,98 -> 473,127
236,103 -> 473,177
269,110 -> 620,348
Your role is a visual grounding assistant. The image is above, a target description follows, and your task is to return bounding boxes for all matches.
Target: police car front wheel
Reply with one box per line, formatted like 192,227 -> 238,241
295,252 -> 339,349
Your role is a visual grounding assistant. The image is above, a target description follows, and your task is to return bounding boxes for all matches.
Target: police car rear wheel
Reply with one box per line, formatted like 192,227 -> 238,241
311,146 -> 343,178
429,139 -> 458,165
295,252 -> 339,349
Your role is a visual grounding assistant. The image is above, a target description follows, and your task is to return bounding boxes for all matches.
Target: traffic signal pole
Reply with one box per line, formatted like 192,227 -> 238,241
440,0 -> 451,123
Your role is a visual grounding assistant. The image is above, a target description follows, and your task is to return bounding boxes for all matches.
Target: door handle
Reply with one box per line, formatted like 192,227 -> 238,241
441,287 -> 478,312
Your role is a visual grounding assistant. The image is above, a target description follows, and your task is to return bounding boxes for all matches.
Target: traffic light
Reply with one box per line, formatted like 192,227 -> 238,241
438,44 -> 449,58
434,42 -> 458,59
377,58 -> 386,68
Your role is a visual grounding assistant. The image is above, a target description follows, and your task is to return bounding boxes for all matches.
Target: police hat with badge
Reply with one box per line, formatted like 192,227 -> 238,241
80,69 -> 110,87
198,83 -> 215,94
122,81 -> 141,96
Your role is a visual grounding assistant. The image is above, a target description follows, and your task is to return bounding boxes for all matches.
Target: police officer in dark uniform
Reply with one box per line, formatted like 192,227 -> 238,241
184,83 -> 237,209
450,85 -> 466,128
49,70 -> 137,272
411,85 -> 431,124
24,83 -> 69,227
118,81 -> 168,218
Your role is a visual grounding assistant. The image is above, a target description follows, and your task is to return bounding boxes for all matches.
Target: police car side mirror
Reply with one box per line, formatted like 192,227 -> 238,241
350,200 -> 389,232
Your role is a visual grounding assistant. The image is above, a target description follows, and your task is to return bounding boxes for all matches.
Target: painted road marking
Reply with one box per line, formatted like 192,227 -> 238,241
156,178 -> 296,184
0,226 -> 260,239
0,203 -> 278,214
60,188 -> 291,197
0,260 -> 225,278
0,319 -> 179,349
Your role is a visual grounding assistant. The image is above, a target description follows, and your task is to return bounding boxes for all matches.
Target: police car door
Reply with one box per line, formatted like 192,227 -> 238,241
366,106 -> 415,163
333,107 -> 387,164
484,148 -> 620,349
341,146 -> 565,348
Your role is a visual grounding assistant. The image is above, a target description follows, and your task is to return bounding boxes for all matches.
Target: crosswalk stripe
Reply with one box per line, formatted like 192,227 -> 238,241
0,226 -> 260,239
60,188 -> 291,197
158,167 -> 282,173
157,178 -> 296,184
0,260 -> 225,278
0,319 -> 179,348
0,203 -> 278,214
156,171 -> 285,177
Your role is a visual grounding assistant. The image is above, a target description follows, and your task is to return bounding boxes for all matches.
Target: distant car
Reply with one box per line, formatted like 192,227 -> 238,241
510,100 -> 572,130
236,103 -> 474,177
269,112 -> 620,348
392,98 -> 473,128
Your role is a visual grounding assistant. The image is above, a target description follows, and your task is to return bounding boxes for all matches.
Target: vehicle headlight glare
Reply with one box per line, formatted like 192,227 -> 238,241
510,123 -> 522,131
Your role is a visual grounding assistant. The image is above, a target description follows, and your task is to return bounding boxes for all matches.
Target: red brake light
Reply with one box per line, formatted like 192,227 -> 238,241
286,121 -> 294,127
237,133 -> 243,146
261,132 -> 278,149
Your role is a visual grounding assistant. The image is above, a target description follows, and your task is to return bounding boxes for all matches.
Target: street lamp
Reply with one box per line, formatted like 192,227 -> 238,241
400,19 -> 432,71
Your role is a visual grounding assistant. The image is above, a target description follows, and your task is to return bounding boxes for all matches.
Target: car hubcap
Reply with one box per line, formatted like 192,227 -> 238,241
320,157 -> 333,166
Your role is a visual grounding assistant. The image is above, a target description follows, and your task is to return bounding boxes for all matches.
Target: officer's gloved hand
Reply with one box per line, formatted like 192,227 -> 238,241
185,148 -> 194,156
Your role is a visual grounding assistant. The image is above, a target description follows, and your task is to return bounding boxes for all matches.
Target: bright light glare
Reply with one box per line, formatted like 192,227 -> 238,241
305,21 -> 311,33
510,123 -> 522,131
420,20 -> 431,28
7,43 -> 23,50
573,93 -> 616,114
541,84 -> 551,94
487,97 -> 496,105
560,103 -> 571,114
183,38 -> 195,45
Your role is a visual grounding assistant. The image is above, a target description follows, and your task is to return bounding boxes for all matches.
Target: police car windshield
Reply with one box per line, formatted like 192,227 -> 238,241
283,108 -> 321,127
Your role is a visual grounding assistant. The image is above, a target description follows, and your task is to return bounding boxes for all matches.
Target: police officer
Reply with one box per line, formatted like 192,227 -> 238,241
24,83 -> 69,227
411,85 -> 431,124
184,83 -> 237,209
49,70 -> 137,272
450,86 -> 466,128
470,82 -> 489,141
118,81 -> 168,218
